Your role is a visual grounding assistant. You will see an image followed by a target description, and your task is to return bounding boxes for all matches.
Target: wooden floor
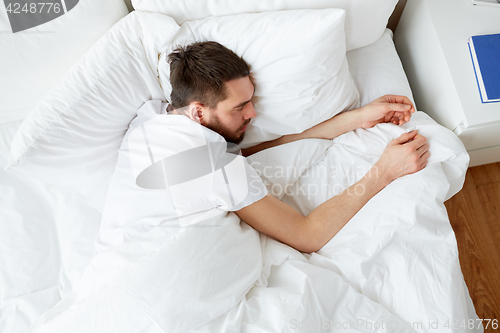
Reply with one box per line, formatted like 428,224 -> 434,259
444,162 -> 500,332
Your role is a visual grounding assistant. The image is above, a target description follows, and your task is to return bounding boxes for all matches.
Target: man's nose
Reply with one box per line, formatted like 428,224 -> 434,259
244,102 -> 257,119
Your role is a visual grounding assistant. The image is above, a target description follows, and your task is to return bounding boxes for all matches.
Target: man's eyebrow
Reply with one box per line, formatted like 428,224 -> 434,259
233,85 -> 255,109
233,98 -> 252,109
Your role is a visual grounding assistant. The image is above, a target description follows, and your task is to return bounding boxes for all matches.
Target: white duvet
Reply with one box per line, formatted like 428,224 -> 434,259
26,109 -> 478,332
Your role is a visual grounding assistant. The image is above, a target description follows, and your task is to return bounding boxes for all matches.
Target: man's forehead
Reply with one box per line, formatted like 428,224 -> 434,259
223,76 -> 255,104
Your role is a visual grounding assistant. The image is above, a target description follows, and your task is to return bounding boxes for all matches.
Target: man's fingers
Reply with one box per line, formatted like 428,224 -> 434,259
384,111 -> 395,122
387,115 -> 398,125
397,103 -> 412,112
406,134 -> 427,150
395,95 -> 415,112
420,150 -> 430,161
390,130 -> 418,145
385,96 -> 415,124
393,111 -> 404,121
384,103 -> 412,115
382,95 -> 415,111
419,151 -> 430,169
388,108 -> 413,125
405,110 -> 412,122
417,142 -> 430,157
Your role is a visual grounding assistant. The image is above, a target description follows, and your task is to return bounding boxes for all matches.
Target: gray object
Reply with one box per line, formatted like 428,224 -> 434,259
4,0 -> 79,33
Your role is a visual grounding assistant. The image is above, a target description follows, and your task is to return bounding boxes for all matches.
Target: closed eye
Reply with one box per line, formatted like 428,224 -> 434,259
234,102 -> 249,111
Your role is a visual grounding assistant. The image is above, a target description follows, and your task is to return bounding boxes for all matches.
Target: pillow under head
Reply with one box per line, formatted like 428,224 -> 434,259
158,9 -> 360,148
131,0 -> 399,51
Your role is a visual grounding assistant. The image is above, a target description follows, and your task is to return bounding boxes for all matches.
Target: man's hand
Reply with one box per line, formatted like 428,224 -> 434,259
374,130 -> 429,186
357,95 -> 415,129
237,131 -> 429,254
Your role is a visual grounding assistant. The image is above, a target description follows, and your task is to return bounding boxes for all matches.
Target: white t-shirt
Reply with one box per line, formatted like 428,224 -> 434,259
95,100 -> 268,252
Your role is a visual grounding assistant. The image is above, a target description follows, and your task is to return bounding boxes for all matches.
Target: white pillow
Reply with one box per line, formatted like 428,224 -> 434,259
6,12 -> 180,211
0,0 -> 129,125
158,9 -> 360,148
132,0 -> 398,51
346,29 -> 415,107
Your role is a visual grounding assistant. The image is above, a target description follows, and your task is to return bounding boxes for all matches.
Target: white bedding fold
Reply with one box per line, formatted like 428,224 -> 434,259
28,213 -> 263,332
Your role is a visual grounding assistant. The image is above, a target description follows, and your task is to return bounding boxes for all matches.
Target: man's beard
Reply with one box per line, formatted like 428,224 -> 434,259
206,115 -> 250,145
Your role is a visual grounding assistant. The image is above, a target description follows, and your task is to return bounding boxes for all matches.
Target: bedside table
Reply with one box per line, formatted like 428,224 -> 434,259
394,0 -> 500,166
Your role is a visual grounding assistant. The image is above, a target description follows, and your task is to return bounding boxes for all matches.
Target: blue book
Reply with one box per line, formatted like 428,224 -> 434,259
468,33 -> 500,103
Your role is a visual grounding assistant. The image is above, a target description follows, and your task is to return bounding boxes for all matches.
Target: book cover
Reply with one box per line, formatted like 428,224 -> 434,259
468,33 -> 500,103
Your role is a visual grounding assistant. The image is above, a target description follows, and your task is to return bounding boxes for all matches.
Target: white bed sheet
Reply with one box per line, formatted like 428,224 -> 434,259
0,120 -> 101,333
0,29 -> 480,333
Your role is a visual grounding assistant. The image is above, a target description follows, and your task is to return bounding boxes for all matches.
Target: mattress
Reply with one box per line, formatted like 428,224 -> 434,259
0,29 -> 480,332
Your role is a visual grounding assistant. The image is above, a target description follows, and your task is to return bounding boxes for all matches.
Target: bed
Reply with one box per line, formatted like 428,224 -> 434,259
0,0 -> 483,332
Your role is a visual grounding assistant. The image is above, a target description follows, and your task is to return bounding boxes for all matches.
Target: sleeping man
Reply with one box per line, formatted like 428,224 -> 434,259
165,41 -> 429,254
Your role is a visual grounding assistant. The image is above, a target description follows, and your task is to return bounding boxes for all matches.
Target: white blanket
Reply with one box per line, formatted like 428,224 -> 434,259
27,111 -> 479,333
0,120 -> 102,333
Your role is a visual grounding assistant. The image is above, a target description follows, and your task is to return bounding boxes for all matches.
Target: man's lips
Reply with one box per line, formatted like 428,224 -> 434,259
240,121 -> 250,132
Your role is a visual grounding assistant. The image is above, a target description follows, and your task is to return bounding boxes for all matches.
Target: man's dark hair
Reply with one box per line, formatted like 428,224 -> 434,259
168,41 -> 250,109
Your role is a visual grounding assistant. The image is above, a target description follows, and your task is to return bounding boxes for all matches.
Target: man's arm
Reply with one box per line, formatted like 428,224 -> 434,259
236,130 -> 429,254
242,95 -> 415,157
235,166 -> 387,253
241,109 -> 362,156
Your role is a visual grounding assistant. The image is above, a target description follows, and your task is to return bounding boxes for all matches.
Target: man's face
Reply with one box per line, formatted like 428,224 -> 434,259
202,76 -> 256,144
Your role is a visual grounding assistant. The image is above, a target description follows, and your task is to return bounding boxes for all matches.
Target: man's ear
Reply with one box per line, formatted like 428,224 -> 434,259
186,102 -> 205,124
